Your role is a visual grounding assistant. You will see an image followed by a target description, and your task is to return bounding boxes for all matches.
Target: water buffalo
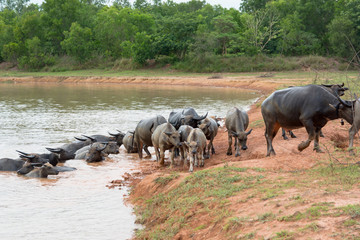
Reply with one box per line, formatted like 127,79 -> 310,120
168,107 -> 208,130
151,122 -> 182,166
23,163 -> 59,178
75,141 -> 119,158
122,131 -> 138,153
85,142 -> 108,163
225,107 -> 252,157
178,125 -> 194,164
261,84 -> 353,156
0,158 -> 27,171
281,83 -> 349,140
345,96 -> 360,151
134,115 -> 167,159
198,117 -> 218,158
46,136 -> 94,162
184,128 -> 207,172
83,131 -> 125,147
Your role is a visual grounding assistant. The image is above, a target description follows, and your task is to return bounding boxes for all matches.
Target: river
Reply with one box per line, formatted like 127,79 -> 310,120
0,83 -> 259,239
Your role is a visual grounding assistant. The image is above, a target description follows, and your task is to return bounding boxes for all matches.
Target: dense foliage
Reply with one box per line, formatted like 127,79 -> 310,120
0,0 -> 359,71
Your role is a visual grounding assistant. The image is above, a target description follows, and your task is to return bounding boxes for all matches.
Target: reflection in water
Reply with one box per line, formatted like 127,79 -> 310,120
0,83 -> 259,239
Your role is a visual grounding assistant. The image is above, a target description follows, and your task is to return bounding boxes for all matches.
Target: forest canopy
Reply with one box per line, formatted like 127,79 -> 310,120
0,0 -> 359,71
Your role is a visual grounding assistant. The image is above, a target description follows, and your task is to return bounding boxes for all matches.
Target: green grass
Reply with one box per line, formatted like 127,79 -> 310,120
153,172 -> 179,186
134,167 -> 267,239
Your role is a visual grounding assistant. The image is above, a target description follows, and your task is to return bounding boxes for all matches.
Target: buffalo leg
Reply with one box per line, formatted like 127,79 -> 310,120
189,154 -> 194,172
159,147 -> 165,166
235,138 -> 241,157
137,141 -> 143,159
204,143 -> 210,159
154,146 -> 160,162
298,119 -> 315,151
199,151 -> 204,167
265,122 -> 280,156
348,124 -> 359,153
143,145 -> 151,158
289,130 -> 297,138
313,128 -> 324,153
226,134 -> 233,155
282,128 -> 289,140
210,139 -> 216,154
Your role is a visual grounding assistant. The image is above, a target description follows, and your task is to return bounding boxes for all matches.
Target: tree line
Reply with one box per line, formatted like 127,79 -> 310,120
0,0 -> 359,71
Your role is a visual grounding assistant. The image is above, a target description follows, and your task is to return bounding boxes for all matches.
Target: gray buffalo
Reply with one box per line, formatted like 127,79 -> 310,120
151,122 -> 182,166
261,84 -> 353,156
198,117 -> 218,158
184,128 -> 207,172
134,115 -> 167,159
23,163 -> 59,178
82,131 -> 125,147
122,131 -> 138,153
75,141 -> 119,158
178,125 -> 194,164
344,96 -> 360,152
85,142 -> 108,163
225,107 -> 252,157
46,136 -> 94,162
168,107 -> 208,130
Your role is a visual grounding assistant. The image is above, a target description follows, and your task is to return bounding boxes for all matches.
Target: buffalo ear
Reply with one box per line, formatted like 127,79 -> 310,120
231,131 -> 238,137
246,129 -> 253,135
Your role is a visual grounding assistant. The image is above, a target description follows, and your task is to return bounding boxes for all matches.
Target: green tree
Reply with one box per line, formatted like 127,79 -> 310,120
0,0 -> 30,13
277,12 -> 320,55
41,0 -> 82,54
1,42 -> 22,63
61,22 -> 94,62
94,6 -> 155,58
132,32 -> 153,64
240,0 -> 270,12
212,14 -> 238,55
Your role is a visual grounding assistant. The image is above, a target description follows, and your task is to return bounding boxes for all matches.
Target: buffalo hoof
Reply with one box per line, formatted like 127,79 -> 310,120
235,153 -> 240,157
204,154 -> 210,159
282,135 -> 289,140
298,141 -> 310,152
226,151 -> 232,156
314,148 -> 324,153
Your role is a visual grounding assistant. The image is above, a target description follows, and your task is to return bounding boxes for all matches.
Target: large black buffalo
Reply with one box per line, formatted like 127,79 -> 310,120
281,83 -> 349,140
168,107 -> 208,130
261,84 -> 353,156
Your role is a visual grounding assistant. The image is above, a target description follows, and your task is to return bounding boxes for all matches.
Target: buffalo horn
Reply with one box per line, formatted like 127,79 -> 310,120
31,162 -> 43,166
335,92 -> 353,108
108,131 -> 121,137
194,112 -> 208,121
16,150 -> 30,156
46,147 -> 62,153
74,136 -> 87,141
97,142 -> 108,151
82,135 -> 96,142
19,154 -> 35,159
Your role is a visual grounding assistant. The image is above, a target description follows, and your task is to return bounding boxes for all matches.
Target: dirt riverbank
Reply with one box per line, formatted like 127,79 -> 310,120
2,74 -> 359,240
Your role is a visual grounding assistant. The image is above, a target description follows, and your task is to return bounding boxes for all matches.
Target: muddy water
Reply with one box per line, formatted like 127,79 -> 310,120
0,83 -> 259,239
